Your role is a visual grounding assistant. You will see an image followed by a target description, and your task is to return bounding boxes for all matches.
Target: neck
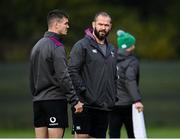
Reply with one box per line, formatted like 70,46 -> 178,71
48,28 -> 59,34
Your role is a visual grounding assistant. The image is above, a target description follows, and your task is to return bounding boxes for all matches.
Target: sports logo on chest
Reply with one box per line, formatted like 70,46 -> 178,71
111,51 -> 115,57
92,49 -> 98,53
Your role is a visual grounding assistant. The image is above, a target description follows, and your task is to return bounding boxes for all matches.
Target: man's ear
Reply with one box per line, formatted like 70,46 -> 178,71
54,21 -> 58,29
109,23 -> 112,31
92,21 -> 95,29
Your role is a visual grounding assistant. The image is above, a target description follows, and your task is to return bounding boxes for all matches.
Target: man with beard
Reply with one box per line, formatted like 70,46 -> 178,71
69,12 -> 117,138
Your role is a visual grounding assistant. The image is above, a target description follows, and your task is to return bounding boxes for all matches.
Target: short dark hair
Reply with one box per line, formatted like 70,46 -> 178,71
47,9 -> 69,27
94,11 -> 112,23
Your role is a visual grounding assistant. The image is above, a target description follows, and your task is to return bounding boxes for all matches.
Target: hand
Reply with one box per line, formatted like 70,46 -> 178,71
74,101 -> 84,113
134,101 -> 144,112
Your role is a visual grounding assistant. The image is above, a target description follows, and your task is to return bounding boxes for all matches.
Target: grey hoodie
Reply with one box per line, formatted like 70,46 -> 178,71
30,31 -> 79,106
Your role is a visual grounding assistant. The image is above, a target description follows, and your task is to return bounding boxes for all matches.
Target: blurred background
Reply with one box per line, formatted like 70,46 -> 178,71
0,0 -> 180,137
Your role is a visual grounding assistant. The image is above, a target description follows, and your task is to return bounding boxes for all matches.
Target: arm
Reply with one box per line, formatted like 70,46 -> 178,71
68,42 -> 86,96
125,59 -> 143,111
53,46 -> 82,109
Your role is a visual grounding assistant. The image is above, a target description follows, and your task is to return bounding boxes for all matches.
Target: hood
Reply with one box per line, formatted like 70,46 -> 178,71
84,27 -> 95,40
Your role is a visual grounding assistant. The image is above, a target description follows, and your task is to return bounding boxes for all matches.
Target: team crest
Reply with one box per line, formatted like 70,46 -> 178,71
92,49 -> 97,53
111,51 -> 115,57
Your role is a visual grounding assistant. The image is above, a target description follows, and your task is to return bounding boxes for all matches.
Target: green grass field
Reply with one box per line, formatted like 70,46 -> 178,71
0,61 -> 180,137
0,127 -> 180,138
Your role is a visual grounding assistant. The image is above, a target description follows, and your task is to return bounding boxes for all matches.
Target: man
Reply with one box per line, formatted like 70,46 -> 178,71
69,12 -> 116,138
30,9 -> 83,138
109,30 -> 144,138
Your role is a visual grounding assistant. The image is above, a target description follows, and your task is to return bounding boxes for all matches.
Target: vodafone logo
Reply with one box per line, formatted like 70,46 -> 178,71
50,117 -> 56,123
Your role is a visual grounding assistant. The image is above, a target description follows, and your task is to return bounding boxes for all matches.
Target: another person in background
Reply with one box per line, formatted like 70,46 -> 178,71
69,12 -> 117,138
29,9 -> 83,138
109,30 -> 144,138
